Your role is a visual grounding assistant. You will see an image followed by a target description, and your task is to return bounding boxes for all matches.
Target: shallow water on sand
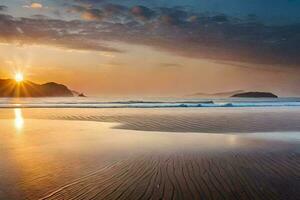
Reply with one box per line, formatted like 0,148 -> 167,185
0,108 -> 299,200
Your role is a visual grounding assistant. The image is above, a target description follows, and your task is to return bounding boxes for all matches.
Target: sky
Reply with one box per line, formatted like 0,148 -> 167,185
0,0 -> 300,96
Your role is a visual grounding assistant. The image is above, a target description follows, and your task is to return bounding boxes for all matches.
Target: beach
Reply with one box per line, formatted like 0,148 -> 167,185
0,107 -> 299,200
2,0 -> 300,198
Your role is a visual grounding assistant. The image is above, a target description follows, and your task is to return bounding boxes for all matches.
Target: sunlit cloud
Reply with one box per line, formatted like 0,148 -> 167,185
68,5 -> 104,21
99,52 -> 115,58
23,3 -> 43,9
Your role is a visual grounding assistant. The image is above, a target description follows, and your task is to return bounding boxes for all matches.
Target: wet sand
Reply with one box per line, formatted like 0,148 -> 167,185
0,108 -> 299,200
2,107 -> 300,133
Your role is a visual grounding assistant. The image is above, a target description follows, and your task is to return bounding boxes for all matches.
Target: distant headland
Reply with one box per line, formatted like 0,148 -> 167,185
231,92 -> 278,98
0,79 -> 84,97
188,90 -> 278,98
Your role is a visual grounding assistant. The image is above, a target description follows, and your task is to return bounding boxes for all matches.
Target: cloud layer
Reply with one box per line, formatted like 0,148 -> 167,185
0,2 -> 300,66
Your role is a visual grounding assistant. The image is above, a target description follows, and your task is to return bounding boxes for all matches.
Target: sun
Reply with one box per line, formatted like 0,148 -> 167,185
15,73 -> 24,83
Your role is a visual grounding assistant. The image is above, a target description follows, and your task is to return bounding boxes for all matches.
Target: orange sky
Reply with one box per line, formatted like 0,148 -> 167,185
0,42 -> 300,96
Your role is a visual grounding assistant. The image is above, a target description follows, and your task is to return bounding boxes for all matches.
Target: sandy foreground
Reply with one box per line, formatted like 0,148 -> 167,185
0,108 -> 299,200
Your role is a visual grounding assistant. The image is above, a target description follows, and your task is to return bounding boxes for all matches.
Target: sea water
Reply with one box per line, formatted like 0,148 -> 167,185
0,97 -> 300,108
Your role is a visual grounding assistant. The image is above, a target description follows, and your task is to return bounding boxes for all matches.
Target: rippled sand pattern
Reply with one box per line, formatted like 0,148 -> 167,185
28,108 -> 300,133
2,107 -> 300,133
41,152 -> 299,200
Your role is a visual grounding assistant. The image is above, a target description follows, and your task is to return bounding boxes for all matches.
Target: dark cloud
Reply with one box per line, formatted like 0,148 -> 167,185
0,4 -> 299,67
159,15 -> 178,25
211,14 -> 228,23
157,7 -> 188,25
69,5 -> 87,13
101,3 -> 129,22
30,14 -> 51,20
103,4 -> 127,15
0,14 -> 121,52
130,6 -> 155,21
0,5 -> 8,12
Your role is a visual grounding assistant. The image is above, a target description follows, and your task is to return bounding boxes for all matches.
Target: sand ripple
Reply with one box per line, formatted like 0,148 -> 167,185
39,152 -> 300,200
42,109 -> 300,133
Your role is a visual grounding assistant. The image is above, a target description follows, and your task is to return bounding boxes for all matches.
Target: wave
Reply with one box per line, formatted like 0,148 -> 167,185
1,97 -> 300,108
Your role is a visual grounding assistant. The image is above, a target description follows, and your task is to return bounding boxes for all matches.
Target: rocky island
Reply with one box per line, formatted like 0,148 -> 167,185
232,92 -> 278,98
0,79 -> 78,97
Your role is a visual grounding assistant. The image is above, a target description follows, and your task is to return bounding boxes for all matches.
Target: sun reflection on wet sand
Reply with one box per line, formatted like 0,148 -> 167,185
228,135 -> 238,146
14,108 -> 24,131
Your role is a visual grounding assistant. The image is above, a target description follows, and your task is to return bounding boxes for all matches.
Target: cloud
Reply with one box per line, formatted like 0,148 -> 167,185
130,6 -> 155,21
103,4 -> 127,15
30,14 -> 51,19
157,7 -> 188,25
30,3 -> 43,9
0,3 -> 300,67
0,14 -> 121,52
74,0 -> 105,4
81,9 -> 103,20
0,5 -> 8,12
69,5 -> 104,21
211,14 -> 228,23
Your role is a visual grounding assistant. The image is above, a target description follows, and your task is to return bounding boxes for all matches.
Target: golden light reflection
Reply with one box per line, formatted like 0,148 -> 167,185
14,108 -> 24,131
228,135 -> 238,146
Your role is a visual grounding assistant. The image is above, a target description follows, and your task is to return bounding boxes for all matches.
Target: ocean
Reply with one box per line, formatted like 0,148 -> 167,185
0,97 -> 300,108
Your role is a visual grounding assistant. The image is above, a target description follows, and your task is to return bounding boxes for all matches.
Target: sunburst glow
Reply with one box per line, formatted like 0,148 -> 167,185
15,73 -> 24,83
